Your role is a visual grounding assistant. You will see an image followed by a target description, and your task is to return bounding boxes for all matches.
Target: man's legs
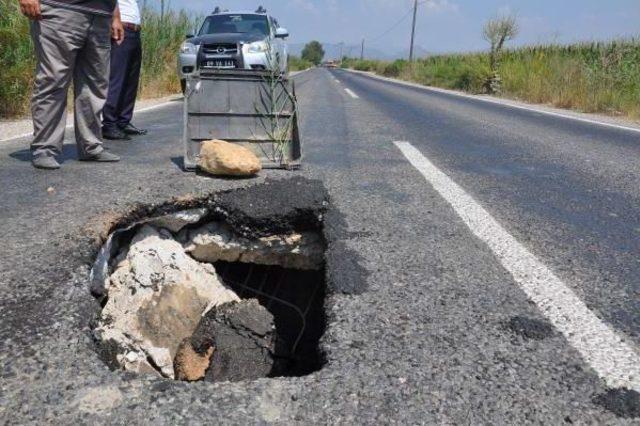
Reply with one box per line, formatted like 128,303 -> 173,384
30,4 -> 84,160
117,30 -> 142,129
102,34 -> 132,134
73,13 -> 111,158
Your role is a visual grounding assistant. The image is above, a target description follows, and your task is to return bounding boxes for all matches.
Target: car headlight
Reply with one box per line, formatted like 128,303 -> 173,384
180,42 -> 197,54
247,41 -> 268,53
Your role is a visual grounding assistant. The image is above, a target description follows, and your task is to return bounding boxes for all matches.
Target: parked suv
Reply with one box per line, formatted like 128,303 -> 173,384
178,7 -> 289,91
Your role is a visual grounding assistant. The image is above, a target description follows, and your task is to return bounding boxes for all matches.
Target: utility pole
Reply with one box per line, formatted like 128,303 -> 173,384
360,39 -> 365,60
409,0 -> 418,62
339,42 -> 344,66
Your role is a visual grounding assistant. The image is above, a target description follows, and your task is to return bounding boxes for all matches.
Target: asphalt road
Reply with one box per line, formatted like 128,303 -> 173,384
1,67 -> 639,423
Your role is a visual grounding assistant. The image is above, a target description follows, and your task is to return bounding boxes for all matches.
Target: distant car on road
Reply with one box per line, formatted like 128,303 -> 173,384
178,7 -> 290,92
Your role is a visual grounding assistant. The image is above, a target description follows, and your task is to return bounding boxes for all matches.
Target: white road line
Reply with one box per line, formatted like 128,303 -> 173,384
0,100 -> 177,143
394,140 -> 640,392
334,79 -> 341,83
344,88 -> 359,99
347,69 -> 640,134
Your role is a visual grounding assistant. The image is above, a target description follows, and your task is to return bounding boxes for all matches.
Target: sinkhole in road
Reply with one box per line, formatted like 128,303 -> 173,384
91,182 -> 329,383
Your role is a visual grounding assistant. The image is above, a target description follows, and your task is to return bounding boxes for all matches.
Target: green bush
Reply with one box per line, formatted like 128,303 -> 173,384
288,55 -> 313,71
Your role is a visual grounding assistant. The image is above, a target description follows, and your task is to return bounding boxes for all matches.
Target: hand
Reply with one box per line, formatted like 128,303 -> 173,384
18,0 -> 41,20
111,18 -> 125,45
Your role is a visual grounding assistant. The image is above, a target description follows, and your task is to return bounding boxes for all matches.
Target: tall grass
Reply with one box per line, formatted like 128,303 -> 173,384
344,39 -> 640,120
288,55 -> 313,71
0,1 -> 197,118
0,0 -> 35,117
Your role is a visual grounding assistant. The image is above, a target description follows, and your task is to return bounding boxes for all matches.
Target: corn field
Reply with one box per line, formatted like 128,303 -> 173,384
343,39 -> 640,120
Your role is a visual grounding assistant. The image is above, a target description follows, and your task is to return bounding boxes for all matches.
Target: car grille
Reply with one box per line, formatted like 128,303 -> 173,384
201,43 -> 239,55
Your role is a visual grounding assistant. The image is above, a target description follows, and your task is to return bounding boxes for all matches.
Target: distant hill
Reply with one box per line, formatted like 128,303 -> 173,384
288,42 -> 430,61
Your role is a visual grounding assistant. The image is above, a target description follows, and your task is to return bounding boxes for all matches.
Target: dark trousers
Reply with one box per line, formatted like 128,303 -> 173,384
103,28 -> 142,130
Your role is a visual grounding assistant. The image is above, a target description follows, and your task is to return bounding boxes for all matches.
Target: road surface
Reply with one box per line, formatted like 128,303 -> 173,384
0,68 -> 638,423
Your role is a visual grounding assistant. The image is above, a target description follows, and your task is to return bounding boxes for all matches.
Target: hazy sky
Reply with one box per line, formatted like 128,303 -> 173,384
179,0 -> 639,53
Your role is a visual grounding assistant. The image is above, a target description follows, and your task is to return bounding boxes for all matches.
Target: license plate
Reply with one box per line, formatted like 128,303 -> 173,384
204,60 -> 235,69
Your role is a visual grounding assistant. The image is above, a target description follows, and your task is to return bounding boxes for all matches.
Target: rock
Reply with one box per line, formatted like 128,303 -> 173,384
189,299 -> 276,383
147,208 -> 208,233
94,225 -> 240,379
174,339 -> 215,382
184,221 -> 323,270
198,139 -> 261,176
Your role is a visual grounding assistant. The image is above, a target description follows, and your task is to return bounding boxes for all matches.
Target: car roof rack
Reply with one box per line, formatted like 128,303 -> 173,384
255,6 -> 267,13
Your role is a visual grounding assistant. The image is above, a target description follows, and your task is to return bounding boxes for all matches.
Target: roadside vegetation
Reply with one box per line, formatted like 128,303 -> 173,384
289,55 -> 313,71
343,38 -> 640,120
0,0 -> 197,118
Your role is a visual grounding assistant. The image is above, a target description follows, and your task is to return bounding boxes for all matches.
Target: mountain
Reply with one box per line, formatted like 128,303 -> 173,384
288,42 -> 430,61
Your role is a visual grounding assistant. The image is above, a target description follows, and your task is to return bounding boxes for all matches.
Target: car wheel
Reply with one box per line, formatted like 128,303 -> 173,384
180,79 -> 186,94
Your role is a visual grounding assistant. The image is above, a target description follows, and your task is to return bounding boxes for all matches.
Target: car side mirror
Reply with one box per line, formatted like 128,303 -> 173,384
186,34 -> 195,39
275,28 -> 289,39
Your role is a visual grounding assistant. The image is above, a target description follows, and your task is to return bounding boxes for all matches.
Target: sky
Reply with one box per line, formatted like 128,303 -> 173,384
176,0 -> 640,55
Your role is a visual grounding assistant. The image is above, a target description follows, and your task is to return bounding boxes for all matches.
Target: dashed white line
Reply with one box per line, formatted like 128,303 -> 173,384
344,88 -> 359,99
394,140 -> 640,392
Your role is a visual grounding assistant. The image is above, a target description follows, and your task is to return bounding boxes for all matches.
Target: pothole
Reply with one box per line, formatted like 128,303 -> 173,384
90,192 -> 327,383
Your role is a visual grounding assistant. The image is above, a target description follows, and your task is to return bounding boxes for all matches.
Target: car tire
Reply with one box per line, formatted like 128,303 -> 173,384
180,79 -> 186,94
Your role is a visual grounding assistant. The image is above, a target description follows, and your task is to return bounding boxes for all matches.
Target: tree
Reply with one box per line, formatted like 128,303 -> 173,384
301,41 -> 325,66
482,14 -> 518,93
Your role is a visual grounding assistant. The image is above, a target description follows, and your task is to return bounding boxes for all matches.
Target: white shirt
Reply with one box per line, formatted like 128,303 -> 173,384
118,0 -> 141,25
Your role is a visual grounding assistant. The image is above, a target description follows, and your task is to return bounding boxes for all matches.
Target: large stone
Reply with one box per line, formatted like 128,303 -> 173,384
183,221 -> 324,270
94,225 -> 240,379
198,139 -> 261,176
190,299 -> 277,383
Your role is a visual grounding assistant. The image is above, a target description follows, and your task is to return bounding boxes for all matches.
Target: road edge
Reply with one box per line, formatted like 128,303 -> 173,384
341,68 -> 640,134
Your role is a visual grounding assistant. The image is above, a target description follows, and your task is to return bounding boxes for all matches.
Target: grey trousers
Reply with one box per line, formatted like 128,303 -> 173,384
30,3 -> 111,158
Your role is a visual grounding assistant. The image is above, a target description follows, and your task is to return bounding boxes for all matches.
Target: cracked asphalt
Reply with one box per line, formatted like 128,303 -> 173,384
1,68 -> 639,424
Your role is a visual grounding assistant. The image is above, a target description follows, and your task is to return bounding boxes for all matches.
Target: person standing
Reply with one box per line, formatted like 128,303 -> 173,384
20,0 -> 124,169
102,0 -> 147,140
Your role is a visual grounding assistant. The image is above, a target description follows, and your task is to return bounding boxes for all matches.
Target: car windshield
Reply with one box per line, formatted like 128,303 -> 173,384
199,14 -> 270,36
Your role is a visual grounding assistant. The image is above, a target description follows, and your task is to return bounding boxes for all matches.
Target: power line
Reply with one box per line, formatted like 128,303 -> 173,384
366,0 -> 429,43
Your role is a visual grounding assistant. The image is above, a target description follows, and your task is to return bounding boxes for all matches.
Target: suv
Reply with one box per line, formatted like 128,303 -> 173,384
178,7 -> 289,91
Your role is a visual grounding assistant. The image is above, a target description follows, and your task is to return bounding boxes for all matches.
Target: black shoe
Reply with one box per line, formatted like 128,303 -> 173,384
103,127 -> 131,141
120,123 -> 148,135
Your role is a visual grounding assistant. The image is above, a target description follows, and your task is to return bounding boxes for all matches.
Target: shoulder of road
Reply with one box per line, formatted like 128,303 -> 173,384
0,94 -> 183,143
342,68 -> 640,134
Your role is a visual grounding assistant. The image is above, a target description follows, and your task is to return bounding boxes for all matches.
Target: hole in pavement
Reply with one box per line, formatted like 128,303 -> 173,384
507,316 -> 555,340
594,388 -> 640,419
90,191 -> 328,383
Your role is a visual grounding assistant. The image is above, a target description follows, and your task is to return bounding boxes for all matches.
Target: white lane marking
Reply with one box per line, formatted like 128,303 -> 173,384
346,69 -> 640,134
334,79 -> 341,83
394,140 -> 640,392
344,88 -> 359,99
0,100 -> 177,143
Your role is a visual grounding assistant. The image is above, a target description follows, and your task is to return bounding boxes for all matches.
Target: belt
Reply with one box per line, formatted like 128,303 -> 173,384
122,22 -> 141,32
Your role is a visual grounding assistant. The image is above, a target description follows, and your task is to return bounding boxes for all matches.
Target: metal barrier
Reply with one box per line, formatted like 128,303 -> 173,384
183,70 -> 302,171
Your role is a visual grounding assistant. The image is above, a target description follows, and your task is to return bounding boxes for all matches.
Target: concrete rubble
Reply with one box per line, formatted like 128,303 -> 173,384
93,208 -> 324,381
182,221 -> 324,270
94,225 -> 239,379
